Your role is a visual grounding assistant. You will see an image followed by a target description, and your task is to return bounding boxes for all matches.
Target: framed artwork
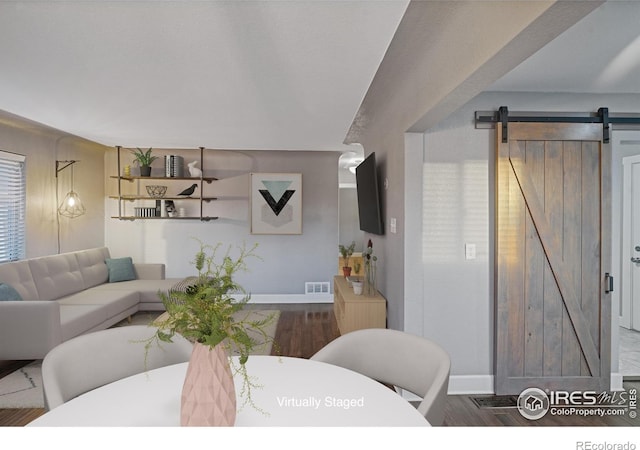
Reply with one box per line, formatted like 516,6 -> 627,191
250,173 -> 302,234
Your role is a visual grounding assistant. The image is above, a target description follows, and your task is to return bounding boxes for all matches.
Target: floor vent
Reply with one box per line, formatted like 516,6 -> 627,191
470,395 -> 518,409
305,281 -> 330,296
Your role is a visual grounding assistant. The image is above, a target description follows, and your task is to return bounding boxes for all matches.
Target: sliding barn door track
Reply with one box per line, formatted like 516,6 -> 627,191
475,106 -> 640,143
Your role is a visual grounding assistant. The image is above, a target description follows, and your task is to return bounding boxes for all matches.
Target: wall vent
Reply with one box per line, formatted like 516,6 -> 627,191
305,281 -> 330,296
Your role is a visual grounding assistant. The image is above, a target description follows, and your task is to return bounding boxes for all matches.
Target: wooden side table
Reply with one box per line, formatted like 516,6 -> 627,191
333,275 -> 386,335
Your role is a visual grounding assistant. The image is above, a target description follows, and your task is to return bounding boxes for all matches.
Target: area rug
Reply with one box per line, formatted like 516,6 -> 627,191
0,309 -> 280,409
0,361 -> 44,408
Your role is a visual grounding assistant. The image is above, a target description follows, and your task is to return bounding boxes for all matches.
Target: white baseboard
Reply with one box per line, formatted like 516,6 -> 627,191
448,375 -> 495,395
611,372 -> 624,391
239,293 -> 333,304
400,375 -> 495,401
433,374 -> 625,396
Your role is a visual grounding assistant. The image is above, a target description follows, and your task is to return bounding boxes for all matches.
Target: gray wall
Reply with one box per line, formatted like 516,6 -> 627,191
339,187 -> 364,253
105,148 -> 340,295
0,110 -> 107,257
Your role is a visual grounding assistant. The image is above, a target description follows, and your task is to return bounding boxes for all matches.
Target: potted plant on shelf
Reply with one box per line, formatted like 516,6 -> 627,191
339,241 -> 356,277
144,240 -> 276,426
130,147 -> 157,177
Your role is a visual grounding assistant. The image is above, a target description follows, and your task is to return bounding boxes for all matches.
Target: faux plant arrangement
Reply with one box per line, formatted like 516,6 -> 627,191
145,240 -> 276,426
130,147 -> 157,176
339,241 -> 356,277
363,239 -> 378,296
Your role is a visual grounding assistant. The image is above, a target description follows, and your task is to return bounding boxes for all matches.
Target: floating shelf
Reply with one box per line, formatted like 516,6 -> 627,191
110,175 -> 217,183
110,146 -> 220,221
109,195 -> 218,202
111,216 -> 219,222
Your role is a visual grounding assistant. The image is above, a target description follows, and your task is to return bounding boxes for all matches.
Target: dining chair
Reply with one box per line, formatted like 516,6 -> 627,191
310,328 -> 451,426
42,325 -> 193,410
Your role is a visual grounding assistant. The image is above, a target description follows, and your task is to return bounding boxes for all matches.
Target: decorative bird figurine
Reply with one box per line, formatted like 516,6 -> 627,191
187,160 -> 202,178
177,183 -> 198,197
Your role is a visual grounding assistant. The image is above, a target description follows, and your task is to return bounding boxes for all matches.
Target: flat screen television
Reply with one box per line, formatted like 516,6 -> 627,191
355,152 -> 384,235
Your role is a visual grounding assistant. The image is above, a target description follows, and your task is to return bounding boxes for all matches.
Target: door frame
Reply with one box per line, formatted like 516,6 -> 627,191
620,153 -> 640,330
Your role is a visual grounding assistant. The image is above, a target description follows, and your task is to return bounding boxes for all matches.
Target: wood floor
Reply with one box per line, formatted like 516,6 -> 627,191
1,304 -> 638,427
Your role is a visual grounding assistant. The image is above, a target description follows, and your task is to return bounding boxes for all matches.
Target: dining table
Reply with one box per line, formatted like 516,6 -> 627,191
28,355 -> 429,427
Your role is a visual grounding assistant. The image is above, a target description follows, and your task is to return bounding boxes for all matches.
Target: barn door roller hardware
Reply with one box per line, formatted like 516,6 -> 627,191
475,107 -> 640,144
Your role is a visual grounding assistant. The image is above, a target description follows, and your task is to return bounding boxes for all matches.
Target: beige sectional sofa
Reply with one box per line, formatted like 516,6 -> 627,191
0,247 -> 181,360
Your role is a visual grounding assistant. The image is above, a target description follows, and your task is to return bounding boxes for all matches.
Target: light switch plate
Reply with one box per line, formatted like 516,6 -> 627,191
465,243 -> 476,260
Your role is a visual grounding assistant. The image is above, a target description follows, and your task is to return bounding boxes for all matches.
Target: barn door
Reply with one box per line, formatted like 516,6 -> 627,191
495,122 -> 611,395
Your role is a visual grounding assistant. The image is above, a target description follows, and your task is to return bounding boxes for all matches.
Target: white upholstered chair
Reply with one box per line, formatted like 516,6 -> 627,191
310,328 -> 451,426
42,325 -> 193,410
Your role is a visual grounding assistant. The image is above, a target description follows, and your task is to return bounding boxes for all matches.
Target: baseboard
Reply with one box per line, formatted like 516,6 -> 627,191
447,375 -> 495,395
611,372 -> 624,391
434,374 -> 625,396
239,293 -> 333,304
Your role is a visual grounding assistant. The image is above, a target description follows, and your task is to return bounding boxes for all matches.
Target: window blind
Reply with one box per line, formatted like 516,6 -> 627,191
0,151 -> 26,263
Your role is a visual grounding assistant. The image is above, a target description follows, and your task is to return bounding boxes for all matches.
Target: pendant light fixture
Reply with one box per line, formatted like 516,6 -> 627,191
56,160 -> 86,218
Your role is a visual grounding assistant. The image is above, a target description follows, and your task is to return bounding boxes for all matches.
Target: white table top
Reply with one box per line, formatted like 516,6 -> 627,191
29,355 -> 428,427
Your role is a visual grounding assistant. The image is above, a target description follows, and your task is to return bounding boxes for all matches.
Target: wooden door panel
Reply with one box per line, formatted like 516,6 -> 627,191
496,122 -> 610,394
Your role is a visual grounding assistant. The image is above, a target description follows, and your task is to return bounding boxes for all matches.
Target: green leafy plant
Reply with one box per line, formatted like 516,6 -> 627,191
339,241 -> 356,268
130,147 -> 157,167
144,239 -> 276,412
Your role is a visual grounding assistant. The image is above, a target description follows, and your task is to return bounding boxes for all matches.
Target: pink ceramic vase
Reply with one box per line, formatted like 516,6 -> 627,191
181,342 -> 237,426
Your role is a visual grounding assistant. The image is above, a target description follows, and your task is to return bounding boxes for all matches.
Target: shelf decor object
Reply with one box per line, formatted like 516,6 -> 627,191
145,185 -> 167,198
165,155 -> 184,177
131,147 -> 157,177
250,173 -> 302,235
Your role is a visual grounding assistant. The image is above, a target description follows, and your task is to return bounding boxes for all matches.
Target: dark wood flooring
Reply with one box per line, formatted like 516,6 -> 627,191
1,304 -> 638,427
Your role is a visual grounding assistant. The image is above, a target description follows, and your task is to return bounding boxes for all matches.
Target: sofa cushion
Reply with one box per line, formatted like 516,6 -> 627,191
0,260 -> 40,300
93,278 -> 181,304
59,304 -> 110,342
29,252 -> 84,301
57,289 -> 140,319
105,257 -> 136,283
76,247 -> 110,289
0,283 -> 22,301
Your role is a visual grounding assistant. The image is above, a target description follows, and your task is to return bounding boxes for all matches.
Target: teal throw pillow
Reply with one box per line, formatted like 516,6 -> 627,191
105,257 -> 136,283
0,283 -> 22,301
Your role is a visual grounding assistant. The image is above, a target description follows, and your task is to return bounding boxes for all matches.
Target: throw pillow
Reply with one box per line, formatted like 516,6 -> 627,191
105,257 -> 136,283
0,283 -> 23,301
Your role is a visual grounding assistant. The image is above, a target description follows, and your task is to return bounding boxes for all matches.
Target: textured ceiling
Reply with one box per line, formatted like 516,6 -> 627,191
489,2 -> 640,94
0,1 -> 638,153
0,1 -> 408,150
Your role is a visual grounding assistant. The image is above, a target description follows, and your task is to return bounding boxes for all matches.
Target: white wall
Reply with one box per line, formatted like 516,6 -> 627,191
419,91 -> 640,393
105,148 -> 340,296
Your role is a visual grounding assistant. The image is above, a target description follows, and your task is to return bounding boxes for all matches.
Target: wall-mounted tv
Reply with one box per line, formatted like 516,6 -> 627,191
355,152 -> 384,235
